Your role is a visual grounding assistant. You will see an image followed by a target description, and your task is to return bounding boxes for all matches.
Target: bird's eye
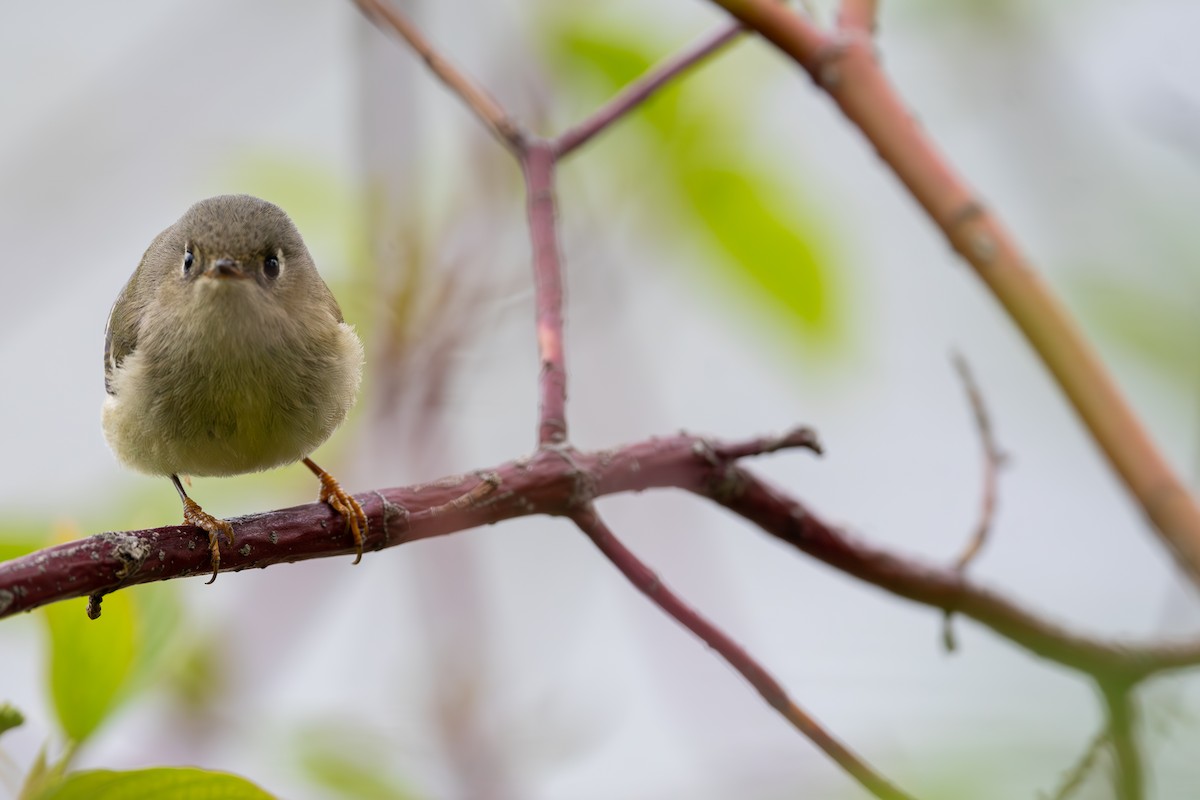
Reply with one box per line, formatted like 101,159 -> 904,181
183,249 -> 194,273
263,255 -> 281,279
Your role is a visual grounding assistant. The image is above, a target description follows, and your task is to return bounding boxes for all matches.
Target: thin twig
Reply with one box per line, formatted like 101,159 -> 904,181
572,505 -> 918,800
705,425 -> 823,460
522,140 -> 569,445
942,352 -> 1005,649
703,462 -> 1200,684
1046,727 -> 1109,800
351,0 -> 525,152
351,1 -> 568,447
936,352 -> 1003,652
416,473 -> 501,517
705,0 -> 1200,589
950,352 -> 1004,572
553,22 -> 745,158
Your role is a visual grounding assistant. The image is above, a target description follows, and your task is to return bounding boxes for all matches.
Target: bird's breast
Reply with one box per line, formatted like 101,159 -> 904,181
103,302 -> 363,477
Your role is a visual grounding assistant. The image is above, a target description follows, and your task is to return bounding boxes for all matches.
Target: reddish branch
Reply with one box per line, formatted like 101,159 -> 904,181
6,2 -> 1190,798
553,21 -> 745,158
0,431 -> 804,618
351,0 -> 523,151
573,504 -> 916,800
707,0 -> 1200,588
709,468 -> 1200,684
4,428 -> 1199,686
522,141 -> 569,445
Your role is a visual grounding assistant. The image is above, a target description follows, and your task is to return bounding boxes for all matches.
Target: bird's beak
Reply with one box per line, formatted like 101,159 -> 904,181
204,258 -> 249,279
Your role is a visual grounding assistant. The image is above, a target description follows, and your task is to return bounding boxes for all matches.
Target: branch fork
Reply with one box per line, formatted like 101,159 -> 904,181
2,2 -> 1194,799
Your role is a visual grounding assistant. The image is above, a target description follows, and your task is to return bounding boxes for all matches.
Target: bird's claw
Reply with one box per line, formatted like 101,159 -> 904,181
182,497 -> 235,584
308,460 -> 367,564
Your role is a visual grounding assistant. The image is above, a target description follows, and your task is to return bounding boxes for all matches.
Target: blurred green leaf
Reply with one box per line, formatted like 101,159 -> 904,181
294,725 -> 419,800
39,524 -> 183,744
0,523 -> 49,562
126,583 -> 183,688
552,27 -> 647,94
220,156 -> 372,320
166,631 -> 226,715
1073,273 -> 1199,386
35,767 -> 273,800
681,164 -> 833,332
544,17 -> 845,350
43,594 -> 138,743
0,702 -> 24,737
298,750 -> 418,800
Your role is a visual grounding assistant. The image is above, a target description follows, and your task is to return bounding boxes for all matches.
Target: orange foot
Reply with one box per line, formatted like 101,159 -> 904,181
303,458 -> 368,564
182,496 -> 236,584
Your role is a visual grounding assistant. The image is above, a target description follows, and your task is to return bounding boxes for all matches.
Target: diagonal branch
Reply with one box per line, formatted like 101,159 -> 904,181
699,461 -> 1200,685
0,430 -> 815,619
572,504 -> 917,800
1047,726 -> 1109,800
6,428 -> 1200,687
553,21 -> 745,159
351,0 -> 525,152
705,0 -> 1200,588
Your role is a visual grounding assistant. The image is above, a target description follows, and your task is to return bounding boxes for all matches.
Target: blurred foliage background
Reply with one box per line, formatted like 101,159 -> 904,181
0,0 -> 1198,798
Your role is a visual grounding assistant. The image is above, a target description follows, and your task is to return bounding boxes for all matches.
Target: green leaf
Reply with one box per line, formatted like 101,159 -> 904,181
298,750 -> 418,800
42,593 -> 138,743
126,583 -> 183,688
35,767 -> 274,800
555,26 -> 646,87
166,632 -> 226,714
680,163 -> 835,333
0,523 -> 49,562
294,726 -> 420,800
1072,272 -> 1200,387
0,702 -> 24,736
544,16 -> 845,350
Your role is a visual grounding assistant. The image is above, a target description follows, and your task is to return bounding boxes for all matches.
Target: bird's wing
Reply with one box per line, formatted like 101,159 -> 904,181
104,277 -> 141,396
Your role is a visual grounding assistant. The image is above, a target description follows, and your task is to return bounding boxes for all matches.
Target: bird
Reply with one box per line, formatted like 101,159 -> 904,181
102,194 -> 367,583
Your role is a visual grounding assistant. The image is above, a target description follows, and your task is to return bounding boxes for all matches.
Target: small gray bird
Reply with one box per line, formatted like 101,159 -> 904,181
103,195 -> 367,582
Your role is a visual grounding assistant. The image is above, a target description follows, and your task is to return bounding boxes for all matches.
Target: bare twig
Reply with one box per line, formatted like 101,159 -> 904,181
351,0 -> 525,152
521,140 -> 569,445
706,0 -> 1200,588
417,473 -> 501,517
553,21 -> 745,158
943,352 -> 1005,650
7,429 -> 1200,687
703,463 -> 1200,685
1047,727 -> 1109,800
572,505 -> 918,800
0,431 -> 805,618
950,352 -> 1004,572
